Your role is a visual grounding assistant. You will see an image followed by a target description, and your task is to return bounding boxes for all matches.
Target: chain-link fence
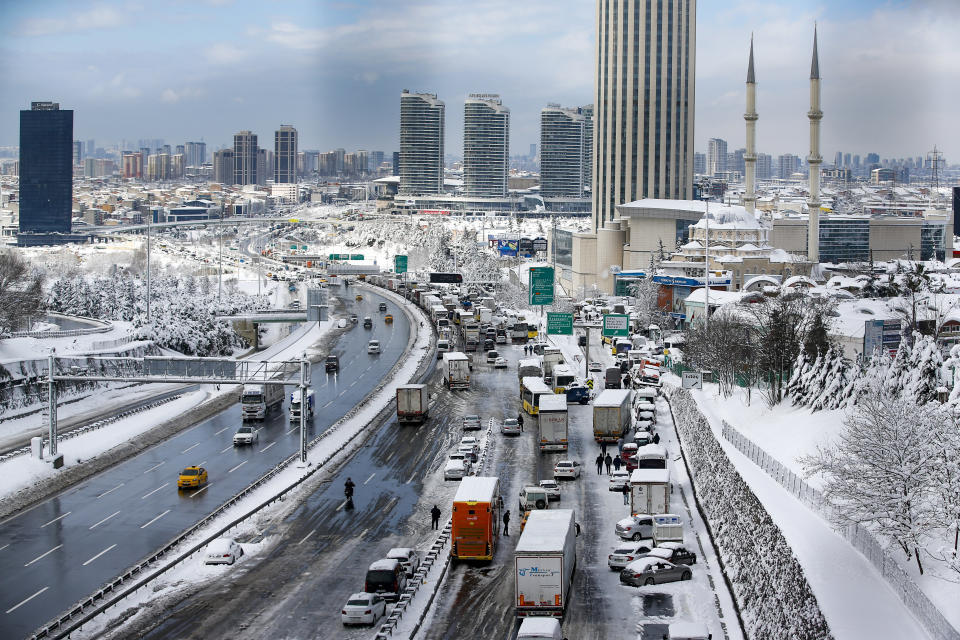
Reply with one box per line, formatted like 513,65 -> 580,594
721,421 -> 960,640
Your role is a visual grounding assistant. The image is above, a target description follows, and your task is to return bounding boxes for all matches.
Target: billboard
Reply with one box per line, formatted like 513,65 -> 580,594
518,238 -> 534,253
497,239 -> 518,256
430,272 -> 463,284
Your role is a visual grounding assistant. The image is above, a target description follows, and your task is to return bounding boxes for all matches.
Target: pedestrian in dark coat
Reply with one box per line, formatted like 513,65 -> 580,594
604,453 -> 613,474
502,510 -> 511,536
652,432 -> 661,445
430,505 -> 441,530
601,441 -> 607,456
517,413 -> 524,432
621,482 -> 630,505
613,454 -> 622,471
595,453 -> 604,475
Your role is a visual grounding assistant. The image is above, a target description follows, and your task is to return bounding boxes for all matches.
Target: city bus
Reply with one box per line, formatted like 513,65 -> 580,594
521,377 -> 555,415
451,476 -> 501,562
552,364 -> 577,394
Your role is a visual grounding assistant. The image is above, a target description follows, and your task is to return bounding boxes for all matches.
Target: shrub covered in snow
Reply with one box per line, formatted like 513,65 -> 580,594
667,387 -> 834,640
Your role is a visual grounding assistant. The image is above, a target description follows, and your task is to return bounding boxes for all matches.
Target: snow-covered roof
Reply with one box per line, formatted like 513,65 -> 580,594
539,394 -> 567,411
630,468 -> 670,484
516,509 -> 575,552
743,275 -> 781,291
518,618 -> 562,635
635,444 -> 667,459
783,275 -> 817,288
453,476 -> 499,502
684,288 -> 749,306
623,557 -> 664,571
368,558 -> 400,571
692,204 -> 765,230
669,621 -> 712,639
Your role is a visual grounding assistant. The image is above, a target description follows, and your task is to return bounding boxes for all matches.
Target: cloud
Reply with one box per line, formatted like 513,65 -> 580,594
160,87 -> 205,103
20,5 -> 128,37
205,42 -> 248,65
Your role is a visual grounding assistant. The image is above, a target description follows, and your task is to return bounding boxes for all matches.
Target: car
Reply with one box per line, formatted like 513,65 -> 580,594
325,355 -> 340,372
364,558 -> 408,601
444,457 -> 469,480
588,361 -> 603,372
553,460 -> 581,479
495,333 -> 507,344
494,356 -> 508,369
462,414 -> 482,431
460,435 -> 479,447
609,469 -> 630,491
517,617 -> 563,639
367,339 -> 381,354
501,418 -> 521,435
457,443 -> 479,463
482,338 -> 495,351
632,431 -> 653,447
363,316 -> 373,328
518,486 -> 549,511
349,313 -> 358,324
485,350 -> 500,363
233,425 -> 259,446
341,592 -> 386,626
616,514 -> 655,541
177,466 -> 208,489
619,557 -> 692,586
607,540 -> 654,571
643,542 -> 698,566
204,537 -> 244,565
378,302 -> 388,312
538,479 -> 561,501
385,314 -> 394,324
386,547 -> 421,577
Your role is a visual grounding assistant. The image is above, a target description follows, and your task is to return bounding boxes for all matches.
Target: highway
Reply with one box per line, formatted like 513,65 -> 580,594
0,288 -> 408,639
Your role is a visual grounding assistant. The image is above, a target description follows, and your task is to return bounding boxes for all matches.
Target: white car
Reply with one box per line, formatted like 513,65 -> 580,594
553,460 -> 581,479
607,540 -> 654,571
486,350 -> 500,363
444,458 -> 468,480
501,418 -> 521,435
341,592 -> 386,626
367,339 -> 381,354
233,425 -> 258,446
494,356 -> 508,369
588,361 -> 603,372
609,469 -> 630,491
204,537 -> 244,565
457,443 -> 479,463
539,479 -> 561,501
386,547 -> 421,577
462,414 -> 482,431
460,435 -> 479,448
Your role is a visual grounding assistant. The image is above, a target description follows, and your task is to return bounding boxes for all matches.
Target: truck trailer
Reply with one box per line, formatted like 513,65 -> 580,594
592,389 -> 632,442
289,388 -> 315,421
442,352 -> 471,390
537,394 -> 568,453
514,509 -> 578,619
241,383 -> 284,421
629,468 -> 671,515
396,384 -> 429,424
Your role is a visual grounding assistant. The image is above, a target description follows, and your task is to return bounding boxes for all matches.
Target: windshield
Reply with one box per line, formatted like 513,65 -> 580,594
241,394 -> 262,404
237,427 -> 252,434
181,469 -> 198,476
347,598 -> 371,606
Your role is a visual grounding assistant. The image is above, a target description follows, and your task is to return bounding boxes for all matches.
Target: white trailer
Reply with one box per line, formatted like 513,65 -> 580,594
515,509 -> 578,619
241,383 -> 284,421
442,352 -> 471,390
289,388 -> 315,421
396,384 -> 429,424
537,394 -> 568,453
592,389 -> 632,442
629,468 -> 671,516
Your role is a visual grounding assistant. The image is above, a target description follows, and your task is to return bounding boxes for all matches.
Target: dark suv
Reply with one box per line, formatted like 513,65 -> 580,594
325,355 -> 340,372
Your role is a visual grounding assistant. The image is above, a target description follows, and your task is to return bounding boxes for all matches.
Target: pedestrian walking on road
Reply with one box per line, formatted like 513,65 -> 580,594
613,454 -> 622,471
621,483 -> 630,505
601,441 -> 608,456
595,453 -> 604,475
517,413 -> 524,432
502,510 -> 511,536
652,432 -> 661,445
604,453 -> 613,475
430,505 -> 441,530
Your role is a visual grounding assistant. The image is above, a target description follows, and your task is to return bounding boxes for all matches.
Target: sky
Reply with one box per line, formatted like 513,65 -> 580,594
1,0 -> 958,162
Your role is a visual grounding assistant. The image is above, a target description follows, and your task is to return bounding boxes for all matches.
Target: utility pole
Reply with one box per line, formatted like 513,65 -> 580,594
146,215 -> 151,323
217,221 -> 223,311
704,199 -> 710,333
299,356 -> 309,464
47,349 -> 58,457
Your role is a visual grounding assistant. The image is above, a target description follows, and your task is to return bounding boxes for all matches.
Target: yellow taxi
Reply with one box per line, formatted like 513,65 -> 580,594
355,295 -> 363,302
177,466 -> 208,489
384,314 -> 394,324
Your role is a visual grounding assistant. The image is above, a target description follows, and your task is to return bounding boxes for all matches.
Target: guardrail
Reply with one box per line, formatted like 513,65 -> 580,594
90,335 -> 145,351
10,316 -> 113,339
29,282 -> 435,640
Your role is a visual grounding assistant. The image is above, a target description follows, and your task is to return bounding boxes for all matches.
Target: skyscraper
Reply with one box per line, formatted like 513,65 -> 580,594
72,140 -> 82,166
19,102 -> 73,237
399,90 -> 445,196
540,104 -> 588,198
581,104 -> 594,188
214,149 -> 235,184
463,94 -> 510,197
592,0 -> 696,229
233,131 -> 258,186
275,125 -> 297,184
185,141 -> 206,168
707,138 -> 728,176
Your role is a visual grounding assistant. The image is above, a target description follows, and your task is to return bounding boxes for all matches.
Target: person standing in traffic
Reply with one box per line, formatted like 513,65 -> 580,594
502,510 -> 511,536
601,441 -> 608,456
595,453 -> 604,475
430,505 -> 441,530
517,413 -> 524,432
653,432 -> 661,445
604,453 -> 613,475
621,482 -> 630,505
613,454 -> 622,471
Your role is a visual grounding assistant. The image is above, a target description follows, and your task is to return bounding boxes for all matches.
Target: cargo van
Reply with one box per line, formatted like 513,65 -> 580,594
437,339 -> 451,359
364,558 -> 407,601
517,617 -> 563,639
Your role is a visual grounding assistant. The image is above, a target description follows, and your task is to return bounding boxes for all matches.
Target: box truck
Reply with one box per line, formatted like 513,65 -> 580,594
289,388 -> 315,421
452,476 -> 501,562
592,389 -> 632,442
442,352 -> 471,390
537,394 -> 568,453
515,509 -> 578,619
629,468 -> 671,515
396,384 -> 429,424
240,383 -> 283,421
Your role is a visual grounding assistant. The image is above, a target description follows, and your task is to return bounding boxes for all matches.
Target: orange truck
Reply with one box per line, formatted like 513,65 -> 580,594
451,476 -> 501,562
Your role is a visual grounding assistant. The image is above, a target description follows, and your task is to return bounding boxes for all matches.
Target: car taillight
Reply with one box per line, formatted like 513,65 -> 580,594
364,609 -> 372,614
341,610 -> 347,614
626,555 -> 634,561
223,554 -> 230,557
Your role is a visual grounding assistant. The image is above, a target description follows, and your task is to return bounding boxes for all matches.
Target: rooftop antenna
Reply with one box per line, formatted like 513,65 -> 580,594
926,145 -> 944,208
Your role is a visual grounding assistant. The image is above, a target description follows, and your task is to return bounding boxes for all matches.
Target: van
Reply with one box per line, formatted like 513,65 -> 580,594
437,340 -> 450,359
517,617 -> 563,639
363,558 -> 407,601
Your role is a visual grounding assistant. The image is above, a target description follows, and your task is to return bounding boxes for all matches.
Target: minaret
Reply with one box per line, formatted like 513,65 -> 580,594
806,25 -> 823,262
743,35 -> 758,216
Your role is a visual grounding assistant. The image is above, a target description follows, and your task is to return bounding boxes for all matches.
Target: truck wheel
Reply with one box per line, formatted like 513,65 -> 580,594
535,499 -> 546,510
681,571 -> 692,581
644,577 -> 655,586
632,533 -> 643,541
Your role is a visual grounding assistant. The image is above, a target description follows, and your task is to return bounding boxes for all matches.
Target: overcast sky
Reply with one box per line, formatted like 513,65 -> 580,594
2,0 -> 957,162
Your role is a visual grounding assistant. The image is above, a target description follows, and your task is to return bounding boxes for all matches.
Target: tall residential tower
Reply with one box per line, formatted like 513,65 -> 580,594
540,104 -> 590,198
18,101 -> 73,238
399,90 -> 445,196
274,125 -> 298,184
463,94 -> 510,197
233,130 -> 258,186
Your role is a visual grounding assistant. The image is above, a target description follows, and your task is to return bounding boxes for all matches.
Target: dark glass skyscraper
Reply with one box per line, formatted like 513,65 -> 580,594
19,102 -> 73,236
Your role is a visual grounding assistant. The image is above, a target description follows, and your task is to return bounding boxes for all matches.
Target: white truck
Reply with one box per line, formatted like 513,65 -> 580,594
541,347 -> 564,384
592,389 -> 632,443
537,394 -> 568,453
629,468 -> 671,515
396,384 -> 429,424
518,358 -> 544,383
289,388 -> 315,422
515,509 -> 578,619
442,352 -> 471,390
241,384 -> 284,421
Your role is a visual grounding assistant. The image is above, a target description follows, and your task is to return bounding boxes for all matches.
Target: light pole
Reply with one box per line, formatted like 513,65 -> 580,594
704,198 -> 710,333
217,220 -> 223,311
146,214 -> 151,323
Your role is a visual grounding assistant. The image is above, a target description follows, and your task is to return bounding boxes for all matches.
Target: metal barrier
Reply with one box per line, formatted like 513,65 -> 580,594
90,335 -> 144,351
11,316 -> 113,339
720,421 -> 960,640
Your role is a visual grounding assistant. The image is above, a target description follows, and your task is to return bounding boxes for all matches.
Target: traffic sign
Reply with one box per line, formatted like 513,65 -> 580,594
601,313 -> 630,337
394,255 -> 408,274
682,371 -> 703,389
328,253 -> 345,260
350,254 -> 364,260
532,237 -> 548,252
430,272 -> 463,284
546,312 -> 573,335
529,266 -> 555,305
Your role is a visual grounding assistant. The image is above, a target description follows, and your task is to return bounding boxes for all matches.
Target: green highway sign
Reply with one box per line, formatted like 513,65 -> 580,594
290,244 -> 297,250
602,313 -> 630,337
394,255 -> 408,274
528,266 -> 555,306
547,312 -> 573,335
350,254 -> 364,261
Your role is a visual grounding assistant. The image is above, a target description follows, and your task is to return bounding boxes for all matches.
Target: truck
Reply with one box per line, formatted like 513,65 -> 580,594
396,384 -> 429,424
477,307 -> 493,324
541,347 -> 564,385
289,388 -> 316,421
518,357 -> 544,383
514,509 -> 578,619
537,394 -> 568,453
605,366 -> 623,389
442,352 -> 471,390
452,476 -> 501,561
240,383 -> 284,421
463,323 -> 481,351
629,468 -> 671,515
592,389 -> 632,442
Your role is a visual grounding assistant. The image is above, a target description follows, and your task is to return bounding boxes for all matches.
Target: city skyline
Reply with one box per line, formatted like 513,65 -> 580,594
1,0 -> 958,161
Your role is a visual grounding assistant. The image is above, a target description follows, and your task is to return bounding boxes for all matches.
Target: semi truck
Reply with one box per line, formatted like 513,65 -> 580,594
537,394 -> 569,453
240,383 -> 284,421
396,384 -> 429,424
541,347 -> 564,384
442,352 -> 471,390
514,509 -> 578,619
452,476 -> 501,562
592,389 -> 632,442
289,388 -> 316,421
518,357 -> 544,383
463,323 -> 481,352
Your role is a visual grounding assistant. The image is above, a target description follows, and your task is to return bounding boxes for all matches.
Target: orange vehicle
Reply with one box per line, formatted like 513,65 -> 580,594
451,477 -> 501,562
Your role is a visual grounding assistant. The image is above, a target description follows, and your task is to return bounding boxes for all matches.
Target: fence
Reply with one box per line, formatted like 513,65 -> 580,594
10,316 -> 113,339
720,421 -> 960,640
90,335 -> 145,351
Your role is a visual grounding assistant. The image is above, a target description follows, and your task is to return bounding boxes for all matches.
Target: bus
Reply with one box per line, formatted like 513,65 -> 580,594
552,364 -> 576,394
612,339 -> 633,356
521,377 -> 555,415
452,477 -> 501,562
455,309 -> 472,326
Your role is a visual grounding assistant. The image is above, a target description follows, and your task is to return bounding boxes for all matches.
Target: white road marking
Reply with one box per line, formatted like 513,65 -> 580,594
214,426 -> 230,435
220,445 -> 232,453
89,510 -> 121,530
5,586 -> 49,613
82,544 -> 117,566
297,529 -> 316,545
140,510 -> 170,529
40,512 -> 71,528
335,500 -> 348,512
349,380 -> 358,387
0,543 -> 9,552
286,425 -> 299,435
198,460 -> 207,467
141,483 -> 169,500
322,401 -> 333,408
24,545 -> 62,567
339,390 -> 347,397
364,473 -> 376,485
181,443 -> 201,454
260,442 -> 276,453
96,483 -> 124,499
143,461 -> 165,474
229,461 -> 247,473
190,484 -> 211,498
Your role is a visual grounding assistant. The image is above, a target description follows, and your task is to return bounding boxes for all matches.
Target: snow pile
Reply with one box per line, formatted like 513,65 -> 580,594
666,386 -> 834,640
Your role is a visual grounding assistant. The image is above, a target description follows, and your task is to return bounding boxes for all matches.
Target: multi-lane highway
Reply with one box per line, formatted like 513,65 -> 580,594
0,288 -> 408,639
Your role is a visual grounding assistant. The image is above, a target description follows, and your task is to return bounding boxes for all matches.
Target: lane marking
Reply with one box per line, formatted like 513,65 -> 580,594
190,484 -> 212,498
40,512 -> 71,528
322,401 -> 333,408
89,510 -> 121,530
286,425 -> 299,435
363,473 -> 376,485
0,544 -> 9,552
349,380 -> 358,387
5,587 -> 49,613
260,442 -> 276,453
181,443 -> 201,454
229,461 -> 247,473
198,460 -> 207,467
24,545 -> 62,567
297,529 -> 316,545
335,500 -> 348,512
220,445 -> 232,453
141,483 -> 169,500
96,483 -> 125,499
143,461 -> 165,474
214,426 -> 230,435
140,510 -> 170,529
82,544 -> 117,567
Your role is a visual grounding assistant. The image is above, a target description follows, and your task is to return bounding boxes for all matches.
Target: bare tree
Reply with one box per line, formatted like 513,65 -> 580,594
684,313 -> 752,397
0,251 -> 46,334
